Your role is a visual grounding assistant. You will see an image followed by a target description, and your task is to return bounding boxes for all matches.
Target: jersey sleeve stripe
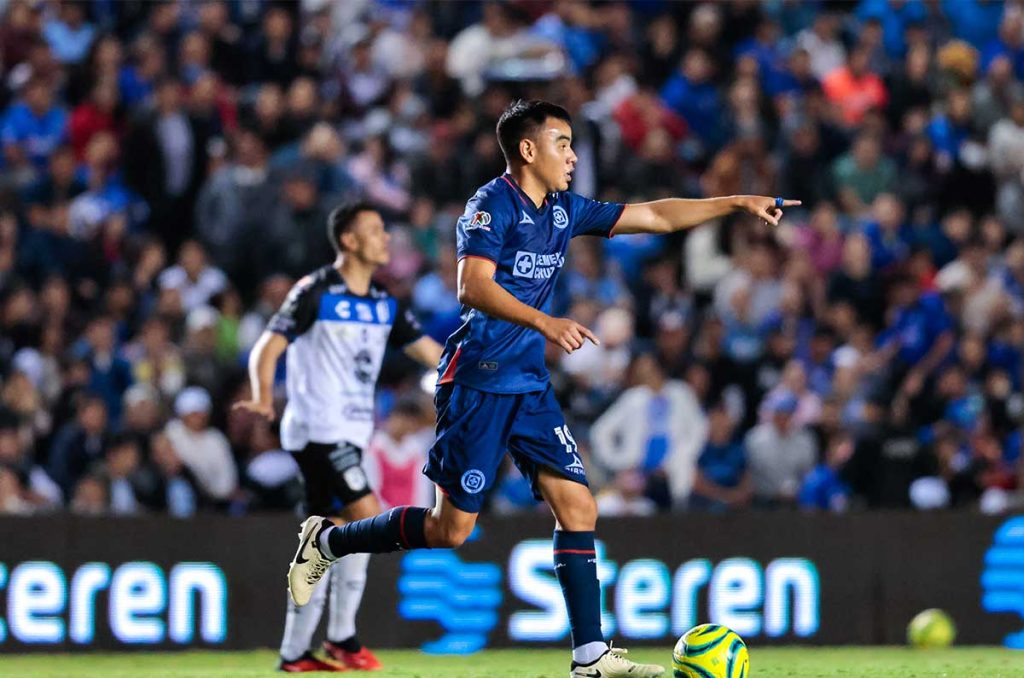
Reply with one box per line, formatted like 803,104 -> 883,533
458,254 -> 498,265
606,203 -> 628,239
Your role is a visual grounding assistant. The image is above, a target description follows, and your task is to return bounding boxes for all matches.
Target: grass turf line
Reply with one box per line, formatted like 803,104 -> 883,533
0,647 -> 1019,677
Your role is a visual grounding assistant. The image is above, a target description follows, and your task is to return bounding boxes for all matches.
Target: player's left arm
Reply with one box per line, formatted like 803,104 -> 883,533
610,195 -> 802,236
390,300 -> 443,369
403,336 -> 444,369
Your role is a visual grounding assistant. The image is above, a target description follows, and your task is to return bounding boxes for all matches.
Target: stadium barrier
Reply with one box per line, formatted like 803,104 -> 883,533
0,512 -> 1022,652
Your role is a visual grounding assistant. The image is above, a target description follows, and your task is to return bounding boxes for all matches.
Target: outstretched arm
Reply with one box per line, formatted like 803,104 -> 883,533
612,195 -> 801,236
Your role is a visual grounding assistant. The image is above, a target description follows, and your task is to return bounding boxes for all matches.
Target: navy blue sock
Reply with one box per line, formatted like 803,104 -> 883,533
553,530 -> 604,648
326,506 -> 429,557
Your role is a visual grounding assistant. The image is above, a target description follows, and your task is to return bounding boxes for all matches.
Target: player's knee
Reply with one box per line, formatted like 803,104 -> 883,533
557,493 -> 597,531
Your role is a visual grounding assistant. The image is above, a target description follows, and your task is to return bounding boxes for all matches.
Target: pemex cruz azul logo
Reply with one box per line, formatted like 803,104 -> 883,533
397,528 -> 502,654
982,515 -> 1024,649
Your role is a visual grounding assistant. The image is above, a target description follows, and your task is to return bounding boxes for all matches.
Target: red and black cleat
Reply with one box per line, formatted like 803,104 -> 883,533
278,652 -> 348,672
323,641 -> 383,671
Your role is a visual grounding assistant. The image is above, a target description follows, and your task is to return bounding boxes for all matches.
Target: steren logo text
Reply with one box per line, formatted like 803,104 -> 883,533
513,251 -> 565,279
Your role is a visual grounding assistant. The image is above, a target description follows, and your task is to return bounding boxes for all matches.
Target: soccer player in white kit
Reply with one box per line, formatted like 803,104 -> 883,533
236,201 -> 442,672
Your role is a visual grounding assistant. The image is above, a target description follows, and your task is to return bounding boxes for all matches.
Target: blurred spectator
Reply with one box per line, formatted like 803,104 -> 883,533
798,436 -> 852,512
136,430 -> 199,517
104,432 -> 142,515
194,128 -> 276,283
239,416 -> 301,513
832,133 -> 898,215
43,0 -> 95,65
363,397 -> 435,510
157,239 -> 227,312
2,78 -> 67,172
843,392 -> 938,508
823,46 -> 889,127
690,405 -> 751,512
988,93 -> 1024,233
69,78 -> 121,161
124,78 -> 208,252
744,392 -> 818,507
47,393 -> 108,498
660,48 -> 723,152
164,386 -> 236,502
797,12 -> 846,80
590,353 -> 707,509
70,472 -> 107,515
73,315 -> 133,422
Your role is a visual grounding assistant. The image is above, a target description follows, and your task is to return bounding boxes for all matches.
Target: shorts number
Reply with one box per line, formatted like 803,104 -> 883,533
553,426 -> 578,456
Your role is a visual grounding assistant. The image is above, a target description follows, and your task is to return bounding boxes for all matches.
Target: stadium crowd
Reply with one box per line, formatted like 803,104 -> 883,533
2,0 -> 1024,518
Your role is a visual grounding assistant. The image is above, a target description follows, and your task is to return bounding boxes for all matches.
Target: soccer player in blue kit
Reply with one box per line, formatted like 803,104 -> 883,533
288,100 -> 799,677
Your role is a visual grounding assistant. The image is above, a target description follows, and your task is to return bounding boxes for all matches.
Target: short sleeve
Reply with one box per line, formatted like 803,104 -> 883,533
567,192 -> 626,239
388,299 -> 424,348
267,275 -> 320,341
455,191 -> 510,263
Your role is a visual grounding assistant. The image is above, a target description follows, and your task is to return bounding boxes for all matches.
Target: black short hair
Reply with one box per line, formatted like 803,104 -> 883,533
327,200 -> 377,253
496,99 -> 572,165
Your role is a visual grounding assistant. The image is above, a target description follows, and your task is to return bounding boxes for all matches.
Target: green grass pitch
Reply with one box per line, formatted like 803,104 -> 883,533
0,647 -> 1019,677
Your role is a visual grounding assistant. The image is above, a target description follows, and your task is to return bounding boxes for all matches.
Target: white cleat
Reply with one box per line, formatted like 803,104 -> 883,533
570,644 -> 666,678
287,516 -> 335,606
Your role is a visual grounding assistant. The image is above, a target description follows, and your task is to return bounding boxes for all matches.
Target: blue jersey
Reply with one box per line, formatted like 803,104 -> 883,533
438,174 -> 624,393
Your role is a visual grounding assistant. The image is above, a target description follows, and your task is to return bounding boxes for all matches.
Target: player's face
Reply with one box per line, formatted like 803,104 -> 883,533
346,210 -> 391,266
534,118 -> 577,193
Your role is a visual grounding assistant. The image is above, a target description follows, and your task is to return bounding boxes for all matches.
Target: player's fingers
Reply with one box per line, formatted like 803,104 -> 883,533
759,208 -> 780,226
781,199 -> 802,207
559,338 -> 575,354
566,328 -> 583,350
578,324 -> 600,346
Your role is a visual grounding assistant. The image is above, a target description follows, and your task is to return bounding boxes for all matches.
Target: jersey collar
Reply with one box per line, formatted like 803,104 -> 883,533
501,173 -> 550,214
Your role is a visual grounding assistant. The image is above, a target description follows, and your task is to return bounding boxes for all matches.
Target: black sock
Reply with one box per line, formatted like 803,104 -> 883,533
329,635 -> 362,653
326,506 -> 430,557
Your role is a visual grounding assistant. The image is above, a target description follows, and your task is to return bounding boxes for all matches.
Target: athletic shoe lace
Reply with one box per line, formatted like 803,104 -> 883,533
605,642 -> 631,666
306,552 -> 329,584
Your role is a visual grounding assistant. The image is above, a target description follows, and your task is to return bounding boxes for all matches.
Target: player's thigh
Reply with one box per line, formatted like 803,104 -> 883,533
506,385 -> 593,526
290,443 -> 343,517
535,466 -> 597,531
291,442 -> 375,517
423,384 -> 516,514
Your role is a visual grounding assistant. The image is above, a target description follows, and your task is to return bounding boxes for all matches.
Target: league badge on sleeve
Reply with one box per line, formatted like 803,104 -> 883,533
460,211 -> 492,232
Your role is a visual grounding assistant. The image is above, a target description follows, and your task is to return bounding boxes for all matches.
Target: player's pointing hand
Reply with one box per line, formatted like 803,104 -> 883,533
738,196 -> 801,227
538,316 -> 600,354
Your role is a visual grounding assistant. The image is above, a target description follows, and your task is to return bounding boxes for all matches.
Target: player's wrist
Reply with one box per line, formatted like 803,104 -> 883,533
531,313 -> 552,334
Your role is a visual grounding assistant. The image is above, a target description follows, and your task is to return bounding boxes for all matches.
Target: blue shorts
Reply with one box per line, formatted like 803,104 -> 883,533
424,382 -> 589,513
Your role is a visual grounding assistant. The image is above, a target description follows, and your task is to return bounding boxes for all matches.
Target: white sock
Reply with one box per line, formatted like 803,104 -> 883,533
319,526 -> 337,559
573,641 -> 609,665
327,552 -> 370,642
279,578 -> 328,661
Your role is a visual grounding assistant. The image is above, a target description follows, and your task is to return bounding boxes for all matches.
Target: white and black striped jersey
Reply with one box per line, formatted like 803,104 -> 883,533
268,265 -> 423,451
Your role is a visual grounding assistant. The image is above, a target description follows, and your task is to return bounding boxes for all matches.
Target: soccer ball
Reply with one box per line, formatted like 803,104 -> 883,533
672,624 -> 749,678
907,608 -> 956,648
